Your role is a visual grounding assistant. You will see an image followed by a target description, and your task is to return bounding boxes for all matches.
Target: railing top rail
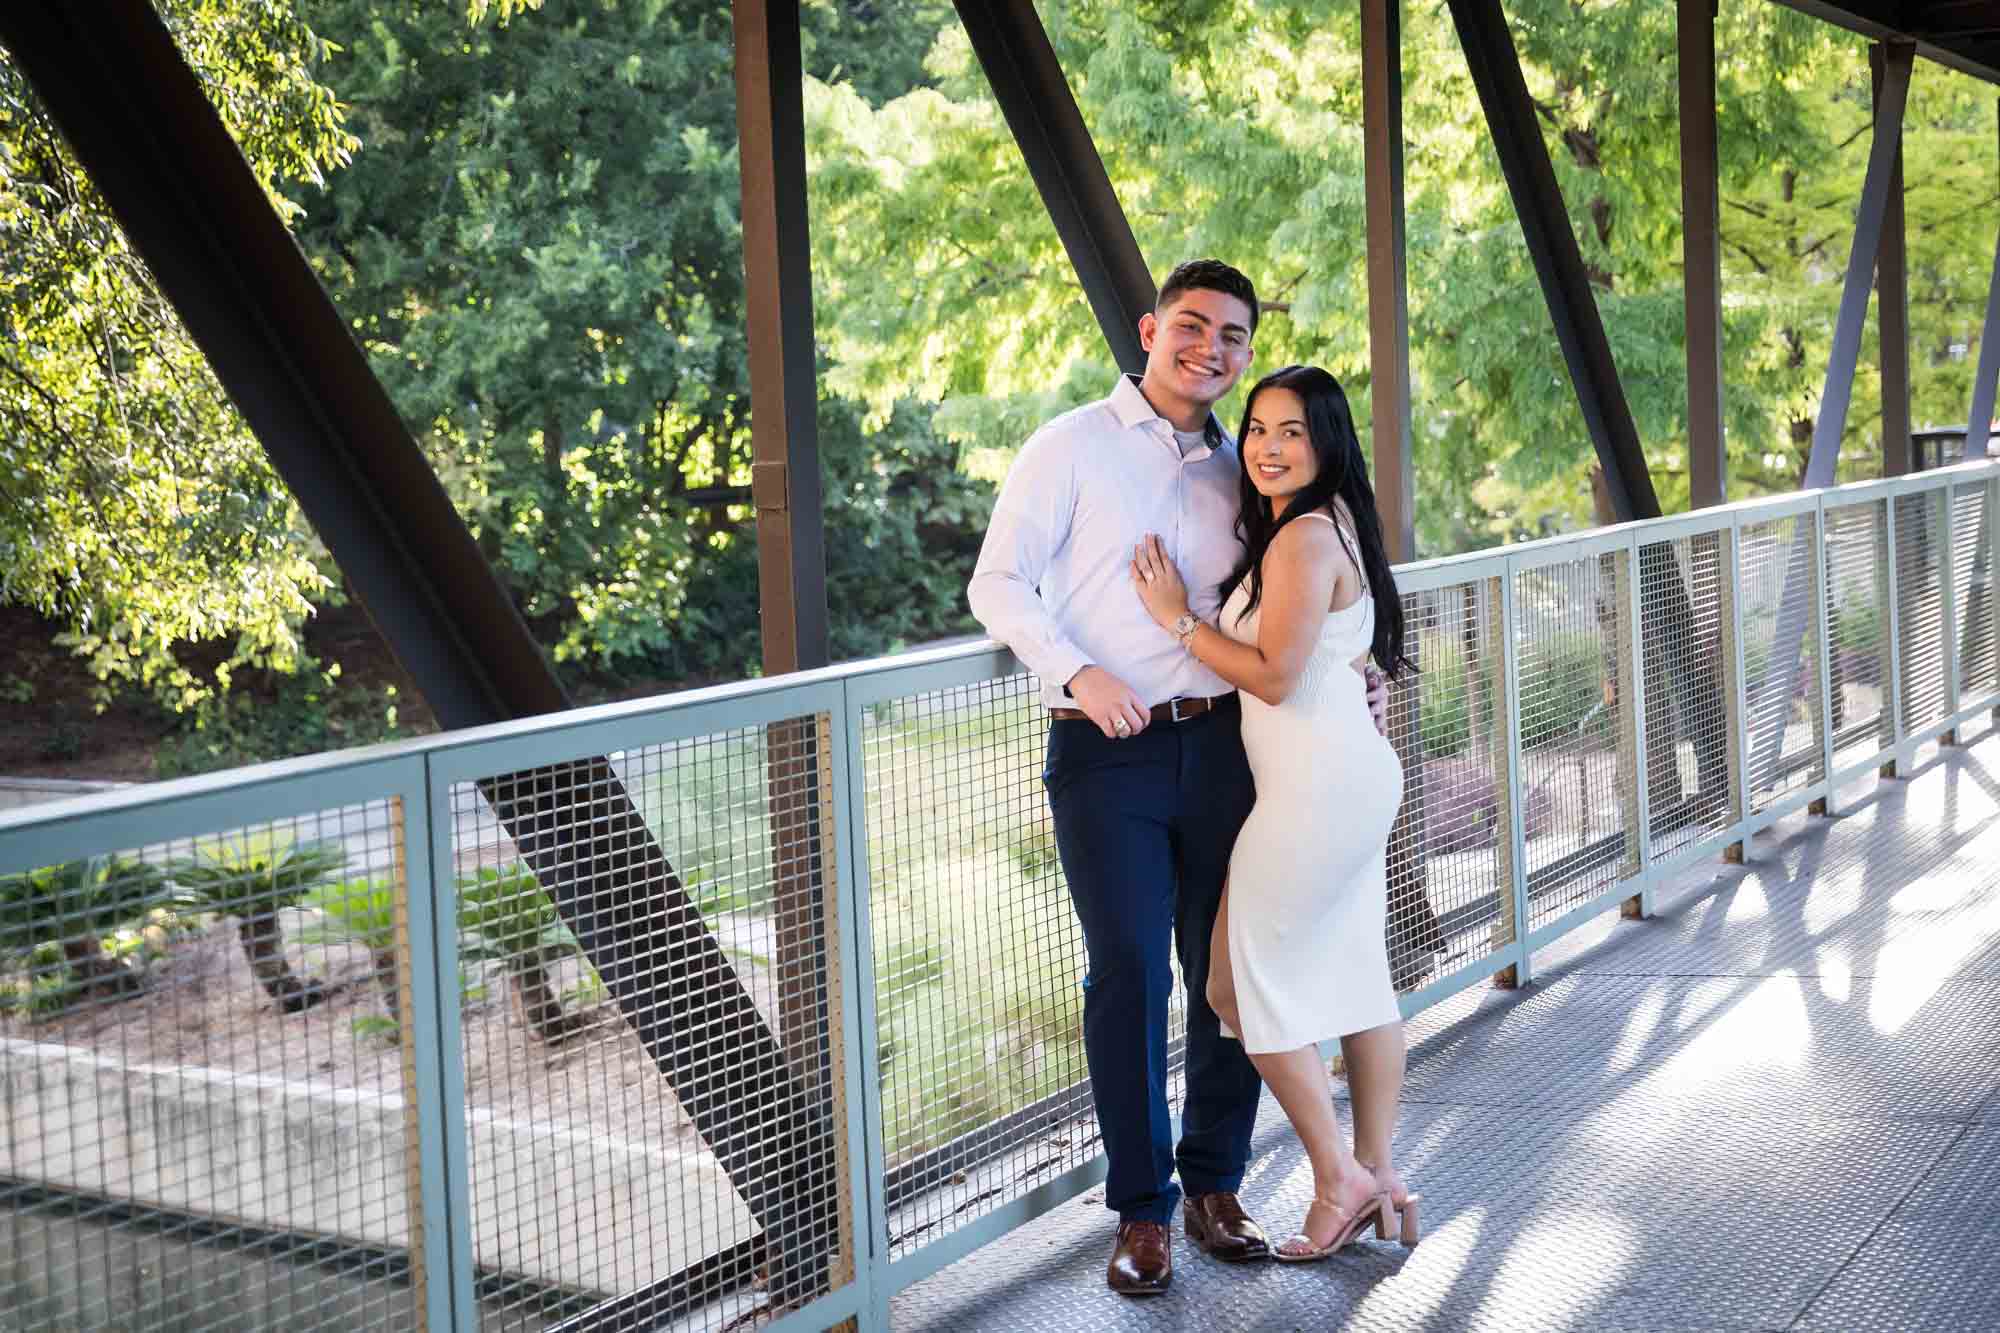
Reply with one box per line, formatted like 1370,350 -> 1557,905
2,457 -> 1992,836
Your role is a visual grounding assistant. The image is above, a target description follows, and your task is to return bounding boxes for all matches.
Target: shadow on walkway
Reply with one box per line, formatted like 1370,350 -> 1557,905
894,726 -> 2000,1331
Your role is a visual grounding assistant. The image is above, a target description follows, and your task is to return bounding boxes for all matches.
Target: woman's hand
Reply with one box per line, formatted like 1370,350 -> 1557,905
1131,534 -> 1190,629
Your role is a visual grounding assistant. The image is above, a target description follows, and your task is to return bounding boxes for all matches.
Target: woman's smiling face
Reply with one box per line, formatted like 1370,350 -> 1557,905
1242,386 -> 1317,502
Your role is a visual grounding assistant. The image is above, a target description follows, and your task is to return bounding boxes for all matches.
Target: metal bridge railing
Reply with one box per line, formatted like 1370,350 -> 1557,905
2,460 -> 1996,1332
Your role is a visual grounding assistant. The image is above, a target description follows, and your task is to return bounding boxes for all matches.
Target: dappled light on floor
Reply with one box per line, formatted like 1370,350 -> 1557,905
895,741 -> 2000,1330
1470,1209 -> 1637,1330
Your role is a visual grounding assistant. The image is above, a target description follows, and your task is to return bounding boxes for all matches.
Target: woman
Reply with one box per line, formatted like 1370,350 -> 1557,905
1132,364 -> 1418,1260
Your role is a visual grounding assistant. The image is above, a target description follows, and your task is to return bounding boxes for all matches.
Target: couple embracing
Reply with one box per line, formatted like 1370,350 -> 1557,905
968,259 -> 1419,1295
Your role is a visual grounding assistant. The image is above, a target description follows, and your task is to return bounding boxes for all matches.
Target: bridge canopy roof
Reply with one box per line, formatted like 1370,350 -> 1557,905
1777,1 -> 2000,84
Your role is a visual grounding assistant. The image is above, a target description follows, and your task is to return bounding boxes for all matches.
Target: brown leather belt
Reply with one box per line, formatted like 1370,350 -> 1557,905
1050,693 -> 1235,725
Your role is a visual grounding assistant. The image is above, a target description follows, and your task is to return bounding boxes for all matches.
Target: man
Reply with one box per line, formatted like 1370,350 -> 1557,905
968,259 -> 1387,1295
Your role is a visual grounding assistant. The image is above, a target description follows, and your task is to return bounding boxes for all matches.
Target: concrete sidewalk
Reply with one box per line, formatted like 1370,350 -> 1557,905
893,728 -> 2000,1331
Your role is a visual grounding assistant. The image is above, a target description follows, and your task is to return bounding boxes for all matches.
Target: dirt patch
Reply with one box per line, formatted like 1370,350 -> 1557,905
0,605 -> 164,781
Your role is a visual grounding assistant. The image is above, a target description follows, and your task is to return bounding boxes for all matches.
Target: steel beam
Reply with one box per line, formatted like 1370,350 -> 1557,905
1750,43 -> 1912,787
1364,0 -> 1417,561
1444,0 -> 1660,521
0,0 -> 825,1280
736,0 -> 845,1311
1446,0 -> 1732,829
1681,0 -> 1728,507
1362,0 -> 1444,987
1768,1 -> 2000,87
736,0 -> 831,674
1807,42 -> 1914,488
954,1 -> 1154,372
1967,99 -> 2000,461
1874,44 -> 1916,476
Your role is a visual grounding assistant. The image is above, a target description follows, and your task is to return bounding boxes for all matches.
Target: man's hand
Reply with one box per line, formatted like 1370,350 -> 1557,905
1067,665 -> 1149,740
1365,665 -> 1389,738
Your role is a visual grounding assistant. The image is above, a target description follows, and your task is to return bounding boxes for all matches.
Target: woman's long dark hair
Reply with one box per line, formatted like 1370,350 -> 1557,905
1218,365 -> 1413,678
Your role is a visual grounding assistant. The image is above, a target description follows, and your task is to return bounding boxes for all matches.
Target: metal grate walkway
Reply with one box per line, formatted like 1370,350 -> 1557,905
892,726 -> 2000,1331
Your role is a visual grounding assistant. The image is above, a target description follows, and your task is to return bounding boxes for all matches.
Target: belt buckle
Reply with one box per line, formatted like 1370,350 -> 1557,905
1169,697 -> 1192,723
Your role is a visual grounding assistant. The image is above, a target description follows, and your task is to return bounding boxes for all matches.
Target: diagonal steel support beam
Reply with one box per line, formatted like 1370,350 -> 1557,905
1970,228 -> 2000,461
1748,42 -> 1913,790
1448,0 -> 1729,811
954,1 -> 1154,373
0,0 -> 828,1285
1444,0 -> 1660,521
1806,41 -> 1913,487
1968,95 -> 2000,462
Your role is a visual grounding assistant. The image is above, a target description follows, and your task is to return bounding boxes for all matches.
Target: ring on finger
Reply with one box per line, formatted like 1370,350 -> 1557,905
1113,717 -> 1131,736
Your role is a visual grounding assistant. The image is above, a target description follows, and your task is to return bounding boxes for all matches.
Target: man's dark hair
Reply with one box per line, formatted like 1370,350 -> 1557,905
1156,259 -> 1260,335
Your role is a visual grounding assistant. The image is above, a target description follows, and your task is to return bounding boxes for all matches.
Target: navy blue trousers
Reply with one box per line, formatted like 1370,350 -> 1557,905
1043,701 -> 1264,1223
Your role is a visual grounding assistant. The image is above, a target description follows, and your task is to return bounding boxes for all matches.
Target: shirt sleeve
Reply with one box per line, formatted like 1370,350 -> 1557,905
967,431 -> 1093,690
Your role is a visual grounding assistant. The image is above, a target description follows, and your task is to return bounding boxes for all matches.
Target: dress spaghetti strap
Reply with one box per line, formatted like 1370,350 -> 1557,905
1296,508 -> 1368,600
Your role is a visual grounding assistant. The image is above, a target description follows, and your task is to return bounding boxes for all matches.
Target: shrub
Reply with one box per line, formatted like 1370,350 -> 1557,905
0,856 -> 166,1010
456,867 -> 595,1043
156,662 -> 405,778
168,835 -> 346,1012
300,878 -> 402,1022
1519,630 -> 1610,748
1418,635 -> 1484,758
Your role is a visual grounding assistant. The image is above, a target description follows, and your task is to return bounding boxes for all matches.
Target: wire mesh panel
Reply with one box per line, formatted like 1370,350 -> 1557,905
1639,530 -> 1734,860
1824,499 -> 1892,764
1737,512 -> 1827,811
1390,580 -> 1506,988
859,672 -> 1107,1261
446,714 -> 851,1331
1510,551 -> 1631,929
1,803 -> 425,1332
1953,482 -> 1997,706
1895,490 -> 1950,734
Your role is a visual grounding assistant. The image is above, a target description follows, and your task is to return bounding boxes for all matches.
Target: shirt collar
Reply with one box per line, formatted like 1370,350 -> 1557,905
1109,374 -> 1226,455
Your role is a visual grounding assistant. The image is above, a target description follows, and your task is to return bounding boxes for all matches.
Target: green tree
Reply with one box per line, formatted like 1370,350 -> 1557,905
807,1 -> 2000,553
0,1 -> 355,709
292,0 -> 980,680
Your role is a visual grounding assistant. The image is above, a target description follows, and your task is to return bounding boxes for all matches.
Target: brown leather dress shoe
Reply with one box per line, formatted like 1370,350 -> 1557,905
1107,1219 -> 1172,1295
1184,1191 -> 1271,1262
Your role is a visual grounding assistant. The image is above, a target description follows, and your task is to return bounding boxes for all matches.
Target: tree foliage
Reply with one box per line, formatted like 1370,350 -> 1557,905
4,0 -> 1998,733
0,0 -> 354,708
809,0 -> 2000,550
289,0 -> 984,680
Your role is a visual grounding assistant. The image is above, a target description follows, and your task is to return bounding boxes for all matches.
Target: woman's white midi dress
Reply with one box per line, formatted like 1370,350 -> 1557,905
1220,518 -> 1405,1053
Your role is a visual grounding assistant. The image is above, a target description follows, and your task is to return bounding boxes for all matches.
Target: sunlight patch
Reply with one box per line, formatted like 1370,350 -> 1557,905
1868,926 -> 1986,1033
1661,973 -> 1809,1085
1466,1208 -> 1635,1327
1724,876 -> 1771,923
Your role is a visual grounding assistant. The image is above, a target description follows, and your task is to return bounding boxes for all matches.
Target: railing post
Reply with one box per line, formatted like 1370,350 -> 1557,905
1883,493 -> 1909,776
420,761 -> 477,1330
1493,569 -> 1532,988
1723,521 -> 1751,862
1811,501 -> 1840,815
832,683 -> 892,1331
1619,539 -> 1654,918
1942,485 -> 1963,744
1990,476 -> 2000,726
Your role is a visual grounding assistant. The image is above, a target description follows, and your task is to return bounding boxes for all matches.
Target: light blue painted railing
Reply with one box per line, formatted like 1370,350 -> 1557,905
1,459 -> 1996,1332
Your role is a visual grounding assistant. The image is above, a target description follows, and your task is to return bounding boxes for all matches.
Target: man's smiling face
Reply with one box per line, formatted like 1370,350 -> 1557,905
1137,287 -> 1255,424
